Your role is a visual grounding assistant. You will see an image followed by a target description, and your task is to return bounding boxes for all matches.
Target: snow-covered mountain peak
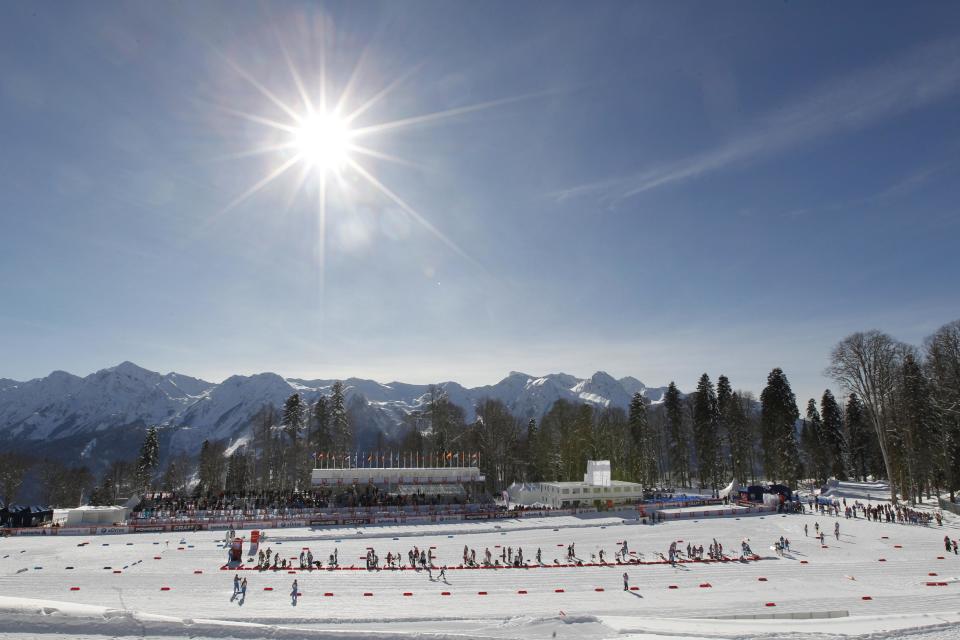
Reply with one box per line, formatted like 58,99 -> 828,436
0,364 -> 676,466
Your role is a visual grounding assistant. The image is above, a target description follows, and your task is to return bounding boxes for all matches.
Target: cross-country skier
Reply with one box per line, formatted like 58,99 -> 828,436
536,548 -> 542,564
804,524 -> 808,537
623,572 -> 629,591
834,522 -> 840,540
291,579 -> 298,606
233,573 -> 240,595
240,577 -> 247,600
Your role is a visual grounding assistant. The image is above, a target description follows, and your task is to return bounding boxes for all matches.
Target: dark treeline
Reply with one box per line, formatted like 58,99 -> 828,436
3,320 -> 958,509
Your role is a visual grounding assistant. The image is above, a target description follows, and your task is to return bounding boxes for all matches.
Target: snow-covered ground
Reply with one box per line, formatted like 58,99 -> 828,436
2,487 -> 958,639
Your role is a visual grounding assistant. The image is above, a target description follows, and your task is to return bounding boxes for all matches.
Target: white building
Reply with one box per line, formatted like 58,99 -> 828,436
506,460 -> 644,509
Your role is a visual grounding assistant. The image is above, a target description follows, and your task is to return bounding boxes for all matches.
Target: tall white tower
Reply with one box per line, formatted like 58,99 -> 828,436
584,460 -> 611,487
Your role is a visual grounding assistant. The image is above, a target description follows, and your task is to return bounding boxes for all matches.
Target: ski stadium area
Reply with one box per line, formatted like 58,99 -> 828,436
1,482 -> 958,640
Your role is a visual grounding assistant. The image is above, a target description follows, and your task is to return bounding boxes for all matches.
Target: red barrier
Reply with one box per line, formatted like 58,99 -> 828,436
69,587 -> 80,591
363,592 -> 373,596
937,556 -> 945,559
153,556 -> 161,560
324,592 -> 334,596
403,592 -> 413,596
862,596 -> 872,600
765,602 -> 776,607
800,560 -> 808,564
555,588 -> 565,593
517,590 -> 527,594
478,591 -> 488,595
113,570 -> 121,574
194,570 -> 203,574
894,545 -> 902,549
160,587 -> 171,591
594,588 -> 604,592
878,558 -> 886,562
264,587 -> 273,591
929,572 -> 938,576
668,585 -> 678,589
699,583 -> 712,588
758,577 -> 768,581
441,591 -> 451,596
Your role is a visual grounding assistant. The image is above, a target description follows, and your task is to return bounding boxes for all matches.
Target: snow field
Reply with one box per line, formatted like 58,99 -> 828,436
1,509 -> 958,639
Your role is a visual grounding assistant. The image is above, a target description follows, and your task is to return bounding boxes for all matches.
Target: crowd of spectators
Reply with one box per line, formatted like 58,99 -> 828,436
131,485 -> 494,522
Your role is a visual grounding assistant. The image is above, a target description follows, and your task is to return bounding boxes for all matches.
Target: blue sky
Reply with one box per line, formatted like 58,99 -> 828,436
1,1 -> 959,404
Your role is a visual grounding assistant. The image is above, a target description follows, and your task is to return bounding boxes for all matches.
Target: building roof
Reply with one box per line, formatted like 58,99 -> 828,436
535,479 -> 643,490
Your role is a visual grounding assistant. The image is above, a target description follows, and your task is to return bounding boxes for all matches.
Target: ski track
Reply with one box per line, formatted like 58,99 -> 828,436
1,508 -> 958,640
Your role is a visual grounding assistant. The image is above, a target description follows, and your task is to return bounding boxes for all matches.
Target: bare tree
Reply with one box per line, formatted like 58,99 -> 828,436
0,451 -> 32,507
827,330 -> 906,503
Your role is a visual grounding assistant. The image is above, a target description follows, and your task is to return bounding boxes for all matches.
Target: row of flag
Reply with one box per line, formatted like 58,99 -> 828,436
312,451 -> 480,469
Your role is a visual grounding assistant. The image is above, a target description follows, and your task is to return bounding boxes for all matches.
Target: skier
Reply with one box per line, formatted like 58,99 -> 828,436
240,577 -> 247,601
623,572 -> 629,591
536,547 -> 542,564
233,573 -> 240,595
438,567 -> 447,583
804,523 -> 808,537
291,579 -> 298,606
834,522 -> 840,541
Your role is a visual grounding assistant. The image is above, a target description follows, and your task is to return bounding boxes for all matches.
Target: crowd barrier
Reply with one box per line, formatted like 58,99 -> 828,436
653,504 -> 776,520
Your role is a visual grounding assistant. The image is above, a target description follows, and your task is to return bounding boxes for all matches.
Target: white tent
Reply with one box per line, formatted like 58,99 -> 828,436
54,505 -> 129,527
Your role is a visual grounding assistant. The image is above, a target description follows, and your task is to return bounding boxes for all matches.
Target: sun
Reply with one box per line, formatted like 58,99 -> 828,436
217,48 -> 528,267
292,111 -> 353,172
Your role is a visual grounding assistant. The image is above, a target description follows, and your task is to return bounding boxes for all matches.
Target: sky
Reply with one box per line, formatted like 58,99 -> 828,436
1,1 -> 959,404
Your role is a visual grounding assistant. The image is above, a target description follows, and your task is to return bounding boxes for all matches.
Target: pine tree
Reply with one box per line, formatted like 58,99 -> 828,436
802,399 -> 829,484
664,382 -> 689,487
716,375 -> 733,483
311,396 -> 332,454
924,319 -> 960,501
629,393 -> 656,488
330,381 -> 353,452
134,426 -> 160,493
726,392 -> 753,484
692,374 -> 721,493
820,390 -> 847,480
760,368 -> 801,485
897,353 -> 936,503
845,393 -> 871,481
281,394 -> 306,445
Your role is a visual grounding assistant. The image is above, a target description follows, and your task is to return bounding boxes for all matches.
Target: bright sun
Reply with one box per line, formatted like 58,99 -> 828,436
292,111 -> 353,171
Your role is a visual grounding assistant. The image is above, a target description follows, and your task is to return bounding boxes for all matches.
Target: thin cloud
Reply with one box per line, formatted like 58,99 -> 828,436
551,38 -> 960,206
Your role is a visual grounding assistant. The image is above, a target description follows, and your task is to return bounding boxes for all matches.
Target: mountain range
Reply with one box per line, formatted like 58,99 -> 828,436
0,361 -> 671,468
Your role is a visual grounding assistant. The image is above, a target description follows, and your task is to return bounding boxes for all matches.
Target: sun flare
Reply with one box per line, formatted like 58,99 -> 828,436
293,111 -> 352,172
